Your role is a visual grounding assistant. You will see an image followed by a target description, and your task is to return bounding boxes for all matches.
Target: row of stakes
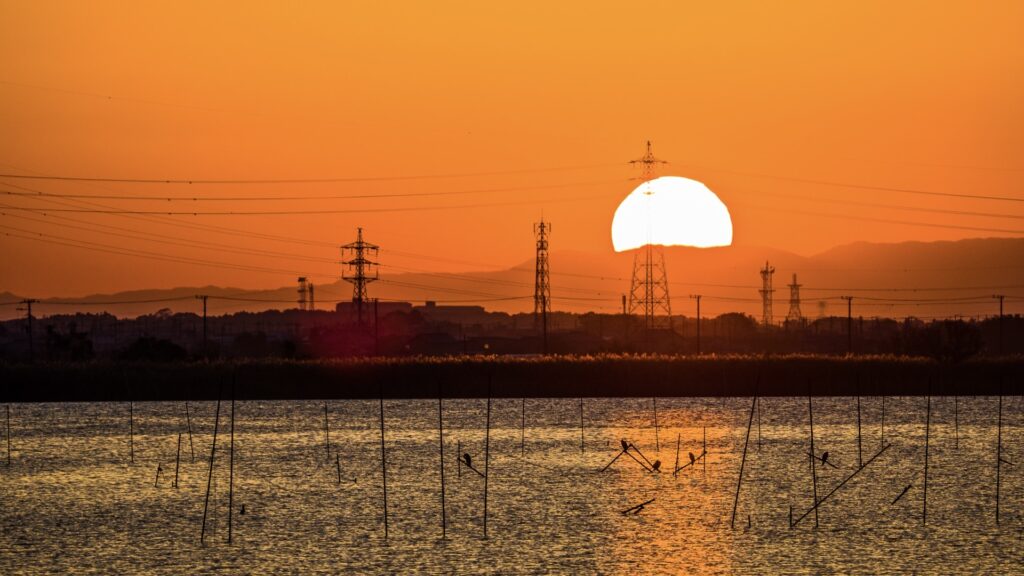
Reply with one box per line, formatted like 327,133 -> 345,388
1,381 -> 1020,542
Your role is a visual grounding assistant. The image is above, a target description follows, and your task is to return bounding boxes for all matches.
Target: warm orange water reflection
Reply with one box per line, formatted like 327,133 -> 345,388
0,397 -> 1020,574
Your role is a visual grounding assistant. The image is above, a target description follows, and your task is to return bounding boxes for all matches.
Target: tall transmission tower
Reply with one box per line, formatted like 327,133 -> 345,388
297,277 -> 309,311
759,261 -> 775,327
627,141 -> 672,330
341,227 -> 379,324
533,219 -> 551,325
308,283 -> 315,311
786,273 -> 803,324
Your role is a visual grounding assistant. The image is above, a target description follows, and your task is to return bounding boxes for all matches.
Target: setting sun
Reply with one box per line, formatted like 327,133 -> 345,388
611,176 -> 733,252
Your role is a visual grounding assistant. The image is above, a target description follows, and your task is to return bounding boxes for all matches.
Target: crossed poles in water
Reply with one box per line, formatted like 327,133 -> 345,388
600,439 -> 664,473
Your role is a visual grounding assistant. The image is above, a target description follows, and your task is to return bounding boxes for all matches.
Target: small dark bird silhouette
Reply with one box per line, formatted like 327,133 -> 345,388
240,504 -> 246,515
821,451 -> 829,465
621,439 -> 629,452
652,460 -> 661,472
463,453 -> 472,467
688,452 -> 696,465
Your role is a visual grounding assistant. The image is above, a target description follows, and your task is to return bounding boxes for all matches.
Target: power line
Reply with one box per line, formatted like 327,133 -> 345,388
678,163 -> 1024,203
0,191 -> 622,215
754,206 -> 1024,235
0,163 -> 622,185
0,178 -> 626,202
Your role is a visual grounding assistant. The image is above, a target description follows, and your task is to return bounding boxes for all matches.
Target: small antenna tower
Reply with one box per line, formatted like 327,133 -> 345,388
533,219 -> 551,326
627,141 -> 672,330
297,277 -> 309,311
342,227 -> 379,324
786,273 -> 803,324
759,261 -> 775,327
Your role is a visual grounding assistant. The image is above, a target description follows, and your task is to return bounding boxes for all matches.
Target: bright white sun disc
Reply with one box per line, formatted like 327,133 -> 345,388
611,176 -> 733,252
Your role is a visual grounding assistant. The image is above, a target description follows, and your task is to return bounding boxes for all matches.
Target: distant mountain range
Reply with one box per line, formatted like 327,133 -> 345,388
3,237 -> 1022,321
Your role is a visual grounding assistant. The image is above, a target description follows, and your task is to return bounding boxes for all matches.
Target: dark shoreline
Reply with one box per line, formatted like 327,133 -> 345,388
2,355 -> 1023,401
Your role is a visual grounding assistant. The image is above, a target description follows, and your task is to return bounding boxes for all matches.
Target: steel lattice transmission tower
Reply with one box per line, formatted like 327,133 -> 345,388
297,277 -> 309,311
341,227 -> 379,324
759,261 -> 775,327
533,219 -> 551,326
627,141 -> 672,330
786,273 -> 803,323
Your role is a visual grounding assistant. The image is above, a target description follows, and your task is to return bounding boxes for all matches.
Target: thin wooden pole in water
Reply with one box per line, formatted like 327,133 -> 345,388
731,395 -> 757,530
520,397 -> 526,456
808,393 -> 819,529
185,401 -> 195,463
579,397 -> 585,453
923,394 -> 931,526
174,433 -> 181,488
438,382 -> 446,539
129,400 -> 135,464
954,396 -> 959,450
756,396 -> 762,452
673,433 -> 681,477
324,401 -> 331,461
227,380 -> 235,544
702,426 -> 707,476
5,403 -> 10,466
483,383 -> 492,539
201,386 -> 223,545
856,394 -> 863,468
653,397 -> 660,453
379,384 -> 388,539
456,439 -> 461,479
880,394 -> 885,447
996,392 -> 1003,526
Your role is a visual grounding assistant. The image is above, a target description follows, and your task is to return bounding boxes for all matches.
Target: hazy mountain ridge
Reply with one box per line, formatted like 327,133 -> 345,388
3,237 -> 1022,321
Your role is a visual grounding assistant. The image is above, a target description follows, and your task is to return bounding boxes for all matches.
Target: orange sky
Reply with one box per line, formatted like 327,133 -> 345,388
1,1 -> 1022,299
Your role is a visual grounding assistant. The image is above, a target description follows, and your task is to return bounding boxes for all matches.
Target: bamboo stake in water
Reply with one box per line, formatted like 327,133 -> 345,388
456,439 -> 461,479
880,394 -> 886,447
756,396 -> 762,452
379,386 -> 388,539
579,397 -> 584,454
185,401 -> 195,463
731,395 -> 757,530
174,433 -> 181,489
856,394 -> 863,468
5,403 -> 10,466
324,401 -> 331,461
808,394 -> 819,529
438,383 -> 447,539
954,396 -> 959,450
702,426 -> 707,476
336,455 -> 341,484
201,390 -> 223,545
520,397 -> 526,456
673,433 -> 681,477
129,400 -> 135,464
227,382 -> 235,545
653,397 -> 660,454
483,388 -> 492,539
923,395 -> 931,526
996,393 -> 1003,525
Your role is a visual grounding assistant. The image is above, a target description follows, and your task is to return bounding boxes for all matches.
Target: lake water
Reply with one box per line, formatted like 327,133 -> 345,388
1,396 -> 1021,574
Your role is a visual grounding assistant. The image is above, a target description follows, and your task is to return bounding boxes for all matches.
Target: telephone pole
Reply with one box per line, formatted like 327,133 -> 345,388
342,228 -> 380,325
690,294 -> 702,355
534,220 -> 551,355
841,296 -> 854,355
18,299 -> 38,362
627,141 -> 672,332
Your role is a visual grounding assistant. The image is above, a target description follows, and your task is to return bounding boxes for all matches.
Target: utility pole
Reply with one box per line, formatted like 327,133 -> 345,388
534,220 -> 552,355
18,299 -> 38,363
690,294 -> 702,355
841,296 -> 853,355
342,228 -> 379,326
196,295 -> 208,358
993,294 -> 1005,356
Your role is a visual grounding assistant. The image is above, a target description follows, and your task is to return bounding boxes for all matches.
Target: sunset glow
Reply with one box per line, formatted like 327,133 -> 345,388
611,176 -> 733,252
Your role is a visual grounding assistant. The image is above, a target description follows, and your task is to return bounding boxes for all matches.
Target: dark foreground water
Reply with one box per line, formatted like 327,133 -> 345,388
1,396 -> 1021,574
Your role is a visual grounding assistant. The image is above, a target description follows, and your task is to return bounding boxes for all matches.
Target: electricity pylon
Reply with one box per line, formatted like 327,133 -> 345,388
342,227 -> 379,325
627,141 -> 672,330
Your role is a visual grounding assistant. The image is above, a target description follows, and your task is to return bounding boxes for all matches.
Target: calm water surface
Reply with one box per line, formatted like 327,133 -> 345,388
1,396 -> 1022,574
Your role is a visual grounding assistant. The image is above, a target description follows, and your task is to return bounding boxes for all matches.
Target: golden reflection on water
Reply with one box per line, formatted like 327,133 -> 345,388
0,397 -> 1021,574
